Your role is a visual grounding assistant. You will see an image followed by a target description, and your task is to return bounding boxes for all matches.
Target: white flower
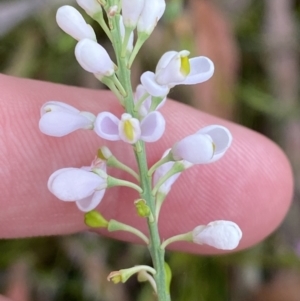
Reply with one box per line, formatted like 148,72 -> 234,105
56,5 -> 96,41
48,164 -> 107,212
141,51 -> 214,97
39,101 -> 95,137
75,39 -> 115,76
137,0 -> 166,34
76,0 -> 102,17
134,84 -> 166,117
171,125 -> 232,164
192,221 -> 242,250
94,111 -> 165,144
122,0 -> 145,28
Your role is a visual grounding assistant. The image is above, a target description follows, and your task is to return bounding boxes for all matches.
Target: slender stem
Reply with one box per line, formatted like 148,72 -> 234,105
112,74 -> 127,97
94,11 -> 112,42
148,153 -> 172,177
121,27 -> 133,58
128,32 -> 149,68
108,219 -> 149,244
152,162 -> 185,196
107,156 -> 140,181
155,192 -> 167,220
160,232 -> 193,250
107,176 -> 142,193
99,76 -> 124,105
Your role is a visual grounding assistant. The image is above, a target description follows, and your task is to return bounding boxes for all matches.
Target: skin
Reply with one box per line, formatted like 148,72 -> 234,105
0,73 -> 294,298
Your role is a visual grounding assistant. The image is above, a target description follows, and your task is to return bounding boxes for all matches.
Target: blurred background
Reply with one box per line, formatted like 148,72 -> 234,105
1,0 -> 300,300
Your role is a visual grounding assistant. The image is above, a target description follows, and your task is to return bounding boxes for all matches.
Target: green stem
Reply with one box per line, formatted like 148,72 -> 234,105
148,152 -> 173,176
128,32 -> 149,68
134,92 -> 150,115
99,76 -> 124,105
108,219 -> 149,244
107,156 -> 140,181
160,232 -> 193,250
93,11 -> 112,42
107,176 -> 142,193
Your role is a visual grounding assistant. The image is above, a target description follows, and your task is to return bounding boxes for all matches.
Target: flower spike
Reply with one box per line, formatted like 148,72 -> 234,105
39,101 -> 95,137
56,5 -> 96,41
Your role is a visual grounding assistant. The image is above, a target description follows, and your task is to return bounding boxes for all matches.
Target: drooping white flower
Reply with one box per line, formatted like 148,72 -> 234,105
134,84 -> 166,117
137,0 -> 166,35
75,39 -> 115,77
48,164 -> 107,212
94,111 -> 165,144
170,125 -> 232,164
141,51 -> 214,97
122,0 -> 145,29
192,221 -> 242,250
76,0 -> 102,17
56,5 -> 96,41
39,101 -> 95,137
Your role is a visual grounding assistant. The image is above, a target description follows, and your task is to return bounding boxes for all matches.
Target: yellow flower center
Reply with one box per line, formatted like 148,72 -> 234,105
180,56 -> 190,76
124,120 -> 134,141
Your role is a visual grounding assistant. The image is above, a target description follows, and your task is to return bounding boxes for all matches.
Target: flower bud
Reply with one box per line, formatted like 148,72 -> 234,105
75,39 -> 115,76
192,220 -> 242,250
76,0 -> 102,17
56,5 -> 96,41
122,0 -> 145,28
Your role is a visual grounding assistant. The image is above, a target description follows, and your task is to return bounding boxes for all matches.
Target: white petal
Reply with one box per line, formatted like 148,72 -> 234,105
197,125 -> 232,162
155,50 -> 190,85
76,189 -> 106,212
48,168 -> 104,201
171,134 -> 214,164
137,0 -> 166,34
94,112 -> 120,140
56,5 -> 96,41
75,39 -> 115,76
140,111 -> 165,142
155,51 -> 177,73
76,0 -> 102,17
192,221 -> 242,250
40,101 -> 79,116
182,57 -> 214,85
118,113 -> 141,144
39,110 -> 92,137
122,0 -> 145,28
141,71 -> 169,97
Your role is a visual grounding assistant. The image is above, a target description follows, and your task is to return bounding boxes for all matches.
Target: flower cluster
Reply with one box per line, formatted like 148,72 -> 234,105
39,1 -> 243,298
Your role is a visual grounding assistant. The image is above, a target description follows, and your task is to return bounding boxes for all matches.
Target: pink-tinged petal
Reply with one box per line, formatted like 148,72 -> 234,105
48,168 -> 104,201
75,39 -> 114,76
197,125 -> 232,162
192,221 -> 242,250
155,51 -> 177,73
182,57 -> 214,85
118,113 -> 141,144
40,101 -> 79,116
171,134 -> 214,164
39,110 -> 92,137
56,6 -> 96,41
76,189 -> 106,212
140,111 -> 165,142
94,112 -> 120,141
141,71 -> 169,97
